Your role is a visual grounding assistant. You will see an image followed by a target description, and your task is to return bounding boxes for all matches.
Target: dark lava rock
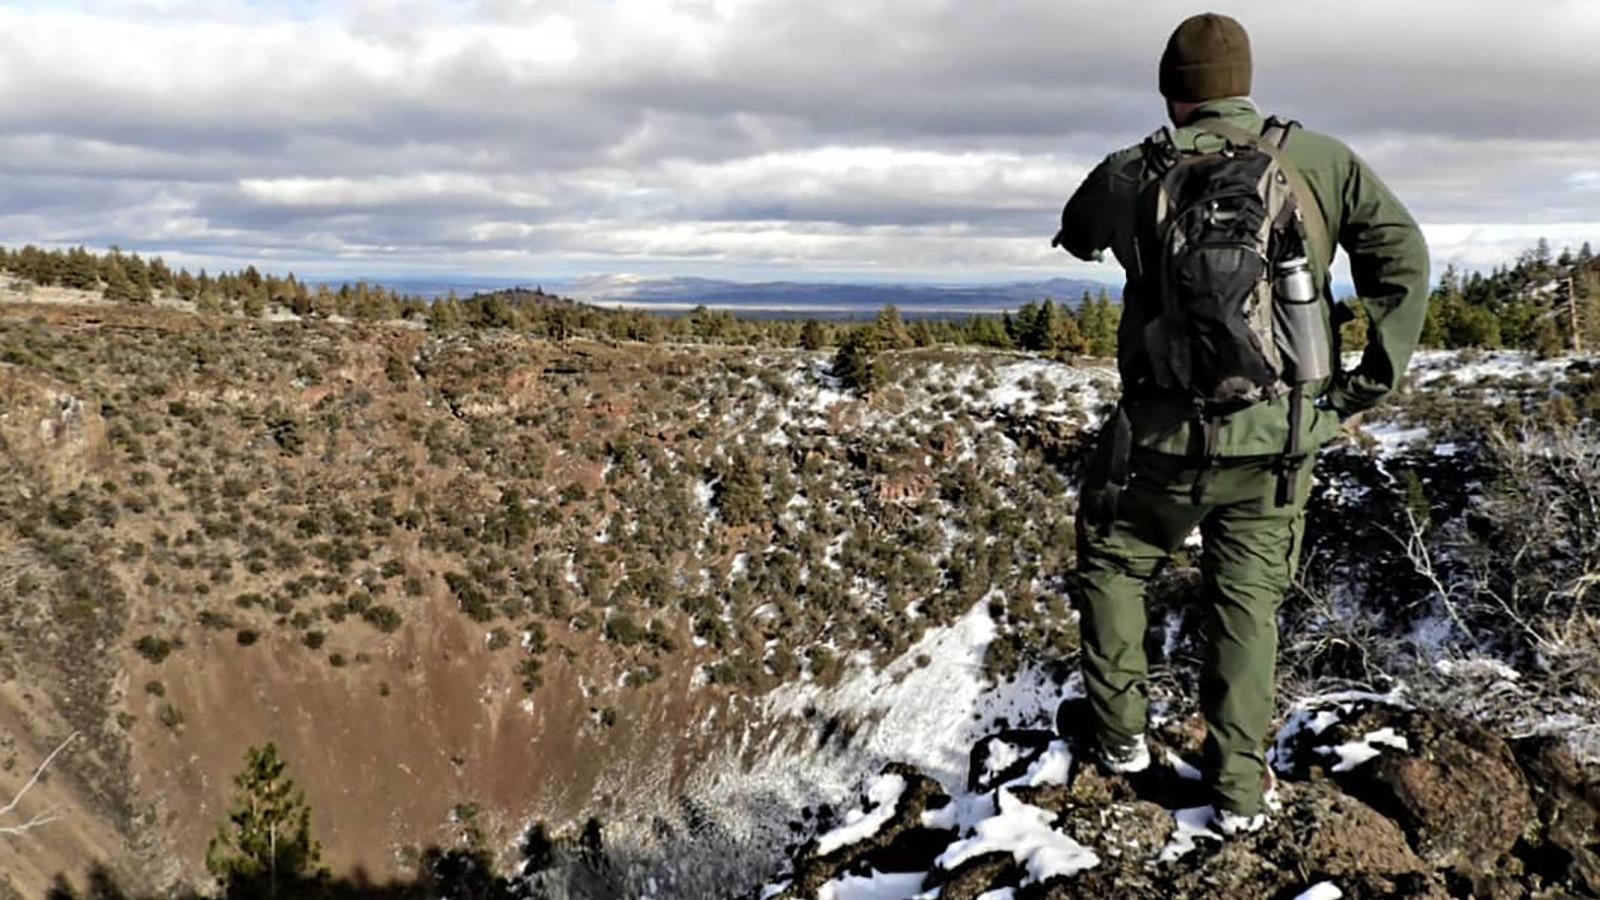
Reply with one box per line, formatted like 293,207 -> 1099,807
1513,735 -> 1600,896
1278,702 -> 1537,883
968,728 -> 1057,792
928,851 -> 1021,900
757,762 -> 953,900
761,700 -> 1594,900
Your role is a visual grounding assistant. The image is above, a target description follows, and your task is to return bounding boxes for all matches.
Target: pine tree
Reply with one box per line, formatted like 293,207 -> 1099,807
206,743 -> 326,899
428,295 -> 462,331
131,265 -> 154,305
1079,289 -> 1119,358
197,280 -> 223,317
1535,236 -> 1553,267
1050,309 -> 1089,355
148,256 -> 174,294
1025,299 -> 1060,353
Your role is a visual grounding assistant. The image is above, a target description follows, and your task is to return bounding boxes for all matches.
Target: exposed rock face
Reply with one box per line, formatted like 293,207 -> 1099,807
756,696 -> 1600,900
0,370 -> 110,494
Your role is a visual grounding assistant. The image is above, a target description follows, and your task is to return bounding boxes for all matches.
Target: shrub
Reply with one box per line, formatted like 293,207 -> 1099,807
517,657 -> 543,693
134,634 -> 179,664
159,703 -> 185,731
362,604 -> 403,633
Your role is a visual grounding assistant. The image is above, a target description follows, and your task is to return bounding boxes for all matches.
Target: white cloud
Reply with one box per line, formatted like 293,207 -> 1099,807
0,0 -> 1595,282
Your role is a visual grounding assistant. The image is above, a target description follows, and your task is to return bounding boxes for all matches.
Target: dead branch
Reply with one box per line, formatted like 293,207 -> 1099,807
0,731 -> 78,837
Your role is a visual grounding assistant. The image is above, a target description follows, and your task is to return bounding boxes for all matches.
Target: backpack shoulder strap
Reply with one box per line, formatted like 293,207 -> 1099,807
1193,118 -> 1332,271
1139,127 -> 1180,179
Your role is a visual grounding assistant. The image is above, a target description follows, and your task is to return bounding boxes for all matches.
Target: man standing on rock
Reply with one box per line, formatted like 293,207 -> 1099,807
1051,13 -> 1429,833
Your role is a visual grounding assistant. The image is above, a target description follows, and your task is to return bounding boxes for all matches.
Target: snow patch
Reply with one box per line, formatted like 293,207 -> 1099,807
1158,805 -> 1220,863
1321,727 -> 1411,773
814,773 -> 907,857
816,870 -> 927,900
936,788 -> 1099,883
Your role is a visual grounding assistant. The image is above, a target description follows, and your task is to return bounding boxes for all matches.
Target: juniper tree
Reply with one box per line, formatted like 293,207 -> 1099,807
799,318 -> 828,350
174,269 -> 198,302
873,304 -> 912,350
832,329 -> 884,395
101,256 -> 138,304
62,247 -> 101,291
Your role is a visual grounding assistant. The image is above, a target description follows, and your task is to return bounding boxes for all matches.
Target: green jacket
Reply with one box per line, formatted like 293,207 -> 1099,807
1055,98 -> 1430,457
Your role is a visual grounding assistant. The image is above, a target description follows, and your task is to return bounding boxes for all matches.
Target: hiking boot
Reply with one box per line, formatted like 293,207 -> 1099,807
1210,769 -> 1277,834
1095,733 -> 1151,774
1214,807 -> 1267,836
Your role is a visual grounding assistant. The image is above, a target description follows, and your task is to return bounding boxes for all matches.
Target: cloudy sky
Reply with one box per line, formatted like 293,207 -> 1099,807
1,0 -> 1596,285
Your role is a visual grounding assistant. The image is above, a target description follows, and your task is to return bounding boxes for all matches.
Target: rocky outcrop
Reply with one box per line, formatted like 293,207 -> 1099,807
755,694 -> 1600,899
0,369 -> 109,494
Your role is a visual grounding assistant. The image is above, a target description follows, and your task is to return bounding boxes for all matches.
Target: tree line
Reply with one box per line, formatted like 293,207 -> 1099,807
0,243 -> 1119,355
1416,238 -> 1600,355
5,239 -> 1597,357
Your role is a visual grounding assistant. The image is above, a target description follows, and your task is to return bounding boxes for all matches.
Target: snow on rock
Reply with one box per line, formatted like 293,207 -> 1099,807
1271,689 -> 1412,775
978,739 -> 1025,786
1407,349 -> 1577,389
814,773 -> 908,857
1320,727 -> 1412,773
1363,422 -> 1432,456
815,870 -> 927,900
1435,657 -> 1521,682
1157,805 -> 1221,863
1292,882 -> 1344,900
936,788 -> 1100,884
1018,740 -> 1072,788
919,789 -> 996,833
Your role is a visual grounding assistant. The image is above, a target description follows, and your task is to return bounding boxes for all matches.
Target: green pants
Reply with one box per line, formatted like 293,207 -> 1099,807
1074,448 -> 1313,815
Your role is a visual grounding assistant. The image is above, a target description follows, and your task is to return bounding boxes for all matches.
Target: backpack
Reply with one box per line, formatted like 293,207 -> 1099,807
1133,117 -> 1332,414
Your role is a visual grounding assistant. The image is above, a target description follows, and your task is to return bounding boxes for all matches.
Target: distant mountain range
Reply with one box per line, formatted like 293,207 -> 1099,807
563,275 -> 1120,320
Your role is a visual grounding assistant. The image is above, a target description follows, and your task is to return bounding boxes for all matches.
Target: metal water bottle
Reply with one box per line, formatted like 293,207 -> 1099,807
1273,255 -> 1331,382
1275,256 -> 1316,303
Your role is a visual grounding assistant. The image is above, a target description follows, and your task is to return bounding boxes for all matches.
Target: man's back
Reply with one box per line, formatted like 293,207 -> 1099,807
1055,97 -> 1429,458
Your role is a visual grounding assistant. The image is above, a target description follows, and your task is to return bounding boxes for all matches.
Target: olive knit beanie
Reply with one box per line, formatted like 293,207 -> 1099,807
1160,13 -> 1252,102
